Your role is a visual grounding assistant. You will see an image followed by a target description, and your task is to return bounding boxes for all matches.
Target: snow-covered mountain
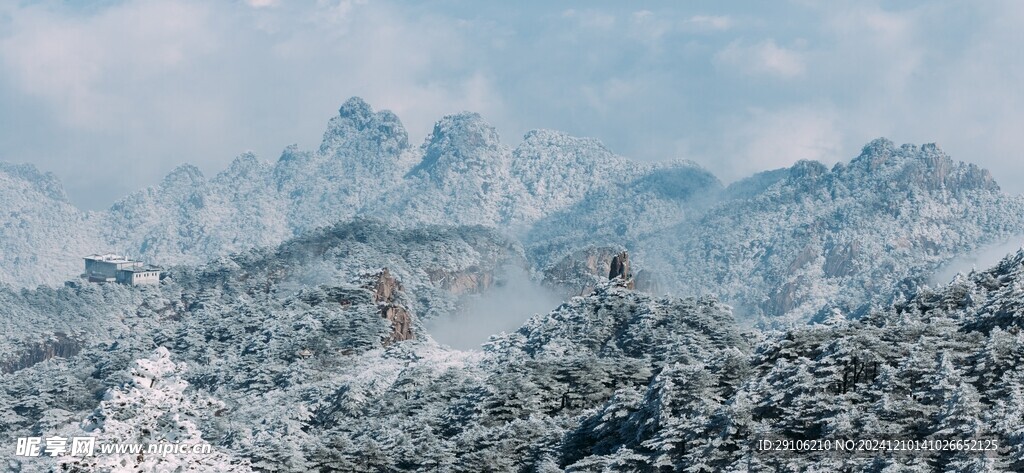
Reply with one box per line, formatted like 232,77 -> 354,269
627,139 -> 1024,324
525,159 -> 723,264
524,140 -> 1024,324
0,163 -> 105,287
6,221 -> 1024,471
0,98 -> 649,287
3,99 -> 1024,327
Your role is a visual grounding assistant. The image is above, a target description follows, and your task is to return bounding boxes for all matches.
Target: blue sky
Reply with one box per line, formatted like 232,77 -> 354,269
1,0 -> 1023,208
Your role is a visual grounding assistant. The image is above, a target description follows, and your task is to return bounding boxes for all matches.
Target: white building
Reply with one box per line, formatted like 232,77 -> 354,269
83,254 -> 161,286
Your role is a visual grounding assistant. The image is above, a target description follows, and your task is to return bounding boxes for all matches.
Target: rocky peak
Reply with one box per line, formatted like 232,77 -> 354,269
845,138 -> 999,192
542,246 -> 627,296
788,160 -> 829,181
277,144 -> 306,162
408,112 -> 505,180
368,267 -> 402,304
511,129 -> 637,196
0,162 -> 69,202
608,251 -> 635,289
317,96 -> 409,159
363,268 -> 414,344
851,137 -> 898,171
848,137 -> 928,175
160,164 -> 205,190
914,143 -> 998,191
218,152 -> 268,182
337,96 -> 374,124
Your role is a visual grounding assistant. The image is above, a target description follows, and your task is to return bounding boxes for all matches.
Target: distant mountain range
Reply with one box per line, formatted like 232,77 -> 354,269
2,97 -> 1023,324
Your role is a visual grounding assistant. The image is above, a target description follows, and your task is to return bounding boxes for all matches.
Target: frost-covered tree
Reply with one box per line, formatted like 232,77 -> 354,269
50,348 -> 251,472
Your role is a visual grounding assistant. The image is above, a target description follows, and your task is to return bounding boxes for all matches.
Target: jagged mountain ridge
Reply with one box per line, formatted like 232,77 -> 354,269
528,138 -> 1024,323
2,98 -> 1024,326
0,163 -> 106,287
655,139 -> 1024,323
0,97 -> 655,288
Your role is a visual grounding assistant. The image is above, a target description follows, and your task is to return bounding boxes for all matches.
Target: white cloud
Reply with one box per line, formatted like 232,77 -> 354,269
0,0 -> 502,208
0,2 -> 216,130
580,78 -> 637,116
683,15 -> 733,32
561,9 -> 616,30
716,105 -> 843,180
816,5 -> 923,95
931,235 -> 1024,285
714,39 -> 806,79
311,0 -> 366,26
273,1 -> 505,141
245,0 -> 279,8
628,10 -> 671,43
4,0 -> 1024,209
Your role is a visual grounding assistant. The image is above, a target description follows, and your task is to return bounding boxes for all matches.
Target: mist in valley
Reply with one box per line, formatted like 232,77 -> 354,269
426,265 -> 564,350
930,235 -> 1024,285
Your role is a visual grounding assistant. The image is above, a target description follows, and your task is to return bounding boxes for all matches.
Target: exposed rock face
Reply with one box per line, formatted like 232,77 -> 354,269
365,268 -> 414,344
540,247 -> 648,294
426,266 -> 495,295
380,305 -> 413,344
823,241 -> 861,278
633,269 -> 661,294
608,251 -> 635,289
370,268 -> 401,302
849,138 -> 999,193
542,246 -> 625,296
769,280 -> 802,316
1,333 -> 82,374
608,252 -> 628,279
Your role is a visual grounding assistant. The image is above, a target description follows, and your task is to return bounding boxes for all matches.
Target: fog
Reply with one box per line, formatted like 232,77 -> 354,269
426,265 -> 564,351
930,235 -> 1024,285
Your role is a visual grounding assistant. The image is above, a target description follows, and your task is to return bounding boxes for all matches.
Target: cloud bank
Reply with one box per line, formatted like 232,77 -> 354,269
931,236 -> 1024,286
2,1 -> 1023,208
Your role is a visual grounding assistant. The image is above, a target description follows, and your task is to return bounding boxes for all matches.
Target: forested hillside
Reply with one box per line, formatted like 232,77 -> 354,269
3,220 -> 1023,471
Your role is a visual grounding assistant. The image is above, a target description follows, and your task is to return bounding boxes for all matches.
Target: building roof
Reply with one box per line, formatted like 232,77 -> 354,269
118,266 -> 162,273
84,253 -> 140,264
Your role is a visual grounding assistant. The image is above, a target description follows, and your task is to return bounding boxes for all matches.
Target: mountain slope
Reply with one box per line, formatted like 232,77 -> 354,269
641,139 -> 1024,323
522,138 -> 1024,324
0,163 -> 104,287
9,240 -> 1024,471
3,102 -> 1024,329
525,160 -> 722,268
0,98 -> 656,288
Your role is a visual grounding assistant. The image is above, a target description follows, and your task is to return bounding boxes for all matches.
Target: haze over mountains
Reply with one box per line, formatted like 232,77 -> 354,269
3,97 -> 1023,325
4,97 -> 1024,471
